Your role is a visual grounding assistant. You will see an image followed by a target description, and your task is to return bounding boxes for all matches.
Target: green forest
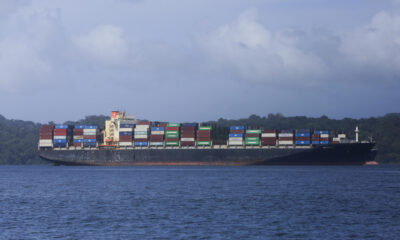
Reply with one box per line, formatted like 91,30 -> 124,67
0,113 -> 399,164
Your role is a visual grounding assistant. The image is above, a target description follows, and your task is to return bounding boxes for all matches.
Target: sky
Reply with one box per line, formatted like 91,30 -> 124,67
0,0 -> 399,123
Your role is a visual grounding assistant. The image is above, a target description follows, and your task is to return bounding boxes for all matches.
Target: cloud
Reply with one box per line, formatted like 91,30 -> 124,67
0,7 -> 66,92
74,25 -> 129,65
339,11 -> 400,79
199,9 -> 328,86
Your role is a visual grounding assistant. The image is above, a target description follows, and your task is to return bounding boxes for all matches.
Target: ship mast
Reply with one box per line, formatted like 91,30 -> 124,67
355,126 -> 359,143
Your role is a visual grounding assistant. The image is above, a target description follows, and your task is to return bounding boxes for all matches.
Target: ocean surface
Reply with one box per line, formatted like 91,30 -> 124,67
0,165 -> 399,240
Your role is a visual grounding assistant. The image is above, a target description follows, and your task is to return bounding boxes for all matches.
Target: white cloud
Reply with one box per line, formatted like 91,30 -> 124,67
74,25 -> 129,65
199,9 -> 328,86
340,11 -> 400,77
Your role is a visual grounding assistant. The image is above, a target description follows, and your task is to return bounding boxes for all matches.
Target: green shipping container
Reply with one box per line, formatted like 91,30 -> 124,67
197,141 -> 211,146
246,129 -> 261,134
165,130 -> 179,134
245,137 -> 260,141
149,142 -> 163,146
245,140 -> 260,145
198,126 -> 212,130
165,141 -> 179,146
165,135 -> 179,139
167,123 -> 181,127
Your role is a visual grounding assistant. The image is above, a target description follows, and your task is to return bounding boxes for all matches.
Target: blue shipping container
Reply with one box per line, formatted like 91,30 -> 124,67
120,124 -> 135,128
53,139 -> 67,143
320,141 -> 329,144
295,133 -> 310,137
55,124 -> 68,129
314,130 -> 329,134
83,143 -> 96,147
53,143 -> 67,147
119,132 -> 132,136
229,133 -> 243,137
281,129 -> 293,133
74,125 -> 85,129
182,123 -> 197,127
312,141 -> 320,144
73,139 -> 84,143
84,125 -> 98,129
230,126 -> 245,130
151,127 -> 165,131
83,139 -> 96,143
134,142 -> 148,146
296,141 -> 310,145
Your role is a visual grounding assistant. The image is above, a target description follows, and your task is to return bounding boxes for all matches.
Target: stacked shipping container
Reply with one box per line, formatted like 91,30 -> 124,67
295,129 -> 310,145
83,125 -> 97,148
150,127 -> 164,146
165,123 -> 180,146
73,125 -> 84,147
197,126 -> 212,146
53,125 -> 68,148
228,126 -> 244,146
181,123 -> 197,147
245,129 -> 261,146
119,122 -> 134,147
261,130 -> 276,146
278,130 -> 294,145
313,130 -> 329,144
134,122 -> 150,147
39,125 -> 53,148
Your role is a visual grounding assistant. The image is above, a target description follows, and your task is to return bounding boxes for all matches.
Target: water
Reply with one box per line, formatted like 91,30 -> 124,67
0,165 -> 399,240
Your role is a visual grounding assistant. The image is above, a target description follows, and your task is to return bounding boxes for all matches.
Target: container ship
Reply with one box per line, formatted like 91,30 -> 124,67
38,111 -> 377,166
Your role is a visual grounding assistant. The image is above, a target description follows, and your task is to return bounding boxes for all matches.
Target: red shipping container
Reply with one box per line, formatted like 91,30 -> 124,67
295,137 -> 310,141
119,139 -> 132,142
84,135 -> 96,139
134,139 -> 147,142
73,143 -> 82,147
54,129 -> 67,134
40,135 -> 53,140
157,123 -> 167,127
320,138 -> 329,141
181,126 -> 196,131
246,133 -> 259,137
166,127 -> 179,131
181,133 -> 195,138
197,137 -> 211,141
279,137 -> 293,141
230,130 -> 245,134
181,130 -> 195,134
262,130 -> 276,133
181,141 -> 195,146
165,138 -> 179,142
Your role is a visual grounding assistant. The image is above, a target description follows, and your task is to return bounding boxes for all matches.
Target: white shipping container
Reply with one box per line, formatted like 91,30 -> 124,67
83,132 -> 97,136
261,133 -> 276,137
229,137 -> 243,141
74,136 -> 84,140
83,129 -> 97,134
134,130 -> 148,135
229,141 -> 243,146
134,134 -> 148,139
151,131 -> 164,135
119,128 -> 133,132
39,143 -> 53,147
332,137 -> 340,141
338,134 -> 346,139
119,142 -> 133,146
278,140 -> 293,145
53,136 -> 66,140
135,125 -> 150,130
320,134 -> 329,138
279,133 -> 293,137
39,139 -> 52,144
181,138 -> 195,141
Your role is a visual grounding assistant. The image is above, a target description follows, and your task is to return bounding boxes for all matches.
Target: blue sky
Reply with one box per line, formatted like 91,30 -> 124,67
0,0 -> 399,123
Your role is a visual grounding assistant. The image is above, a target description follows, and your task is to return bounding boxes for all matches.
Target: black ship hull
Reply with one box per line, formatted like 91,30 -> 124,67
39,143 -> 377,166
